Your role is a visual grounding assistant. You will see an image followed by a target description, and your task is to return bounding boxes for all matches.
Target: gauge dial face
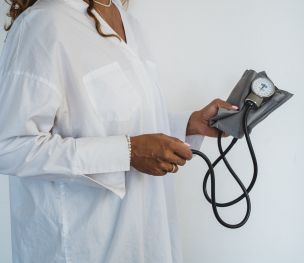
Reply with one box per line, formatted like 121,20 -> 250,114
251,77 -> 275,98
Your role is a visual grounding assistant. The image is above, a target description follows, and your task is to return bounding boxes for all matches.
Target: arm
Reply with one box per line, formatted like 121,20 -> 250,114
168,111 -> 204,151
169,99 -> 239,150
0,72 -> 130,197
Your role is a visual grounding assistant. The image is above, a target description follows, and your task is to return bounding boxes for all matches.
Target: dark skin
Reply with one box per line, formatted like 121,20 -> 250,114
84,0 -> 127,42
131,99 -> 238,175
86,1 -> 239,175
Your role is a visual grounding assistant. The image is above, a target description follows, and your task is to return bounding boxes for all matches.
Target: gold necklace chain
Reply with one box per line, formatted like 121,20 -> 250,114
93,0 -> 112,8
94,8 -> 123,41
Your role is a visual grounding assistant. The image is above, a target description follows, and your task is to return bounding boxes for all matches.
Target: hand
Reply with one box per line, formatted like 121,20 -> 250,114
186,98 -> 239,137
130,133 -> 193,176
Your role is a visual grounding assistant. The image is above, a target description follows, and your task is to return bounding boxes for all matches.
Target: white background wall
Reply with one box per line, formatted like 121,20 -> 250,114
1,0 -> 303,262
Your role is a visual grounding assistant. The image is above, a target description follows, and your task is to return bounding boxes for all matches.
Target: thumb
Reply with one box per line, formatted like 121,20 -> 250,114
217,100 -> 239,111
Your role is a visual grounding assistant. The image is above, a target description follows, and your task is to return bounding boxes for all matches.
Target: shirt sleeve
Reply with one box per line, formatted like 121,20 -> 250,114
0,71 -> 130,198
168,111 -> 204,151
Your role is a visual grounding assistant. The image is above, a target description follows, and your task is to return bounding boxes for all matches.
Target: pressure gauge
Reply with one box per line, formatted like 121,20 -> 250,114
245,76 -> 276,108
251,77 -> 275,98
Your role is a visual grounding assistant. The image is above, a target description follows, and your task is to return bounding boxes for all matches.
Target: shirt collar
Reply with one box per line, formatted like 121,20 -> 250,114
62,0 -> 139,58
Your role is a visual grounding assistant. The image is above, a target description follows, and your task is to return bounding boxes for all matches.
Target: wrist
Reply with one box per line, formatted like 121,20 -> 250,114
186,111 -> 200,136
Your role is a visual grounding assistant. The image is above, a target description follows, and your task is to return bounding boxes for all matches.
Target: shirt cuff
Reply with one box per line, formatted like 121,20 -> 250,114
74,135 -> 130,199
168,111 -> 204,151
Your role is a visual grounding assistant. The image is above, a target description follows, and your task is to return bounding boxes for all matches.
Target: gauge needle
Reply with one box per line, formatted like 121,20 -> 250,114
261,83 -> 267,90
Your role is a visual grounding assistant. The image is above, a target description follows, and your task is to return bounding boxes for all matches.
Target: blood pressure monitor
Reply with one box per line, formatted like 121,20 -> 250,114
245,76 -> 276,108
194,70 -> 293,229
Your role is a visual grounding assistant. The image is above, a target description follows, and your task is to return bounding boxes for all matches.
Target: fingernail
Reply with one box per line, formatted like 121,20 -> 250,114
232,105 -> 239,110
184,142 -> 191,147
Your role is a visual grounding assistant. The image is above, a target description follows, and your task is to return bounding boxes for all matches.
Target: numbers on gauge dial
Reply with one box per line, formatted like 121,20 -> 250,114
251,77 -> 275,98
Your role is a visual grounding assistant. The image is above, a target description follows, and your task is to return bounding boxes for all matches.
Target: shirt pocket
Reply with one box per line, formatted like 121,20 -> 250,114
83,62 -> 141,122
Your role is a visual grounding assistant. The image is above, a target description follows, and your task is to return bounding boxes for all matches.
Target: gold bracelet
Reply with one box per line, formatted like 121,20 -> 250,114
126,135 -> 132,163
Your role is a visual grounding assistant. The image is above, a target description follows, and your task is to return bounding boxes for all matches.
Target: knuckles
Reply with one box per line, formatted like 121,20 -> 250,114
179,159 -> 186,166
132,133 -> 194,176
159,162 -> 167,170
212,98 -> 221,105
184,152 -> 193,161
162,151 -> 171,161
155,170 -> 166,176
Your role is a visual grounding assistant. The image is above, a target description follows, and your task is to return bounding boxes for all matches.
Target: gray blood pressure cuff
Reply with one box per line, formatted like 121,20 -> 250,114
209,70 -> 293,139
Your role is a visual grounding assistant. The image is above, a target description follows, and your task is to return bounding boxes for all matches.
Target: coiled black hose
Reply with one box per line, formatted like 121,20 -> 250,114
191,102 -> 258,228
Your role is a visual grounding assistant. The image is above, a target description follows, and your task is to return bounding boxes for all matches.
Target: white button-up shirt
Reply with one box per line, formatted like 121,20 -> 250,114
0,0 -> 203,262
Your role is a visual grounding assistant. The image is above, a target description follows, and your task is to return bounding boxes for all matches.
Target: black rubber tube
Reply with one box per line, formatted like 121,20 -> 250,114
191,102 -> 258,228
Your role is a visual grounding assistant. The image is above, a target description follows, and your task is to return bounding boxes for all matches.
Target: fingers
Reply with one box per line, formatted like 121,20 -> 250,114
154,169 -> 167,176
156,137 -> 190,176
159,162 -> 179,174
211,99 -> 238,137
169,141 -> 193,161
157,134 -> 192,161
159,151 -> 187,166
151,162 -> 179,176
131,133 -> 192,177
212,98 -> 239,111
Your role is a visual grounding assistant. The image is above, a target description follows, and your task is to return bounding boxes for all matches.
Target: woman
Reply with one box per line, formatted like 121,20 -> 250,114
0,0 -> 237,262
